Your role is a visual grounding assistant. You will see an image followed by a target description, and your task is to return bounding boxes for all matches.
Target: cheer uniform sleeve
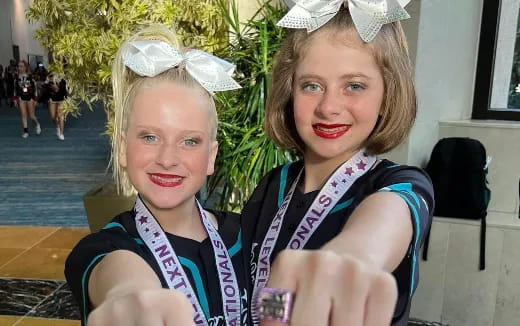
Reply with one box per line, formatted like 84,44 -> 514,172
64,216 -> 144,325
375,165 -> 434,293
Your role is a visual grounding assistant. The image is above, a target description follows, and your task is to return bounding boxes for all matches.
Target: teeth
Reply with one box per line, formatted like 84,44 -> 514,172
151,175 -> 182,183
314,125 -> 347,133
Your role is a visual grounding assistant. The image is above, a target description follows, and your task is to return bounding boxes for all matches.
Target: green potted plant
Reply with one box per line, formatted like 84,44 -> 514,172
27,0 -> 228,232
208,0 -> 294,211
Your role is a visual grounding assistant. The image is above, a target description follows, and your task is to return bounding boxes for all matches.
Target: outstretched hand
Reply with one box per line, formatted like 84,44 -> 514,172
259,249 -> 398,326
86,250 -> 196,326
88,288 -> 196,326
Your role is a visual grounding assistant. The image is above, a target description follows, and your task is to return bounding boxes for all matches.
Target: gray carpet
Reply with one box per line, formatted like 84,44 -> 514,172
0,100 -> 110,226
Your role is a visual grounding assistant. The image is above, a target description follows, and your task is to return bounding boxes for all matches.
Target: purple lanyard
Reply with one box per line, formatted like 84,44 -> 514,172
251,150 -> 376,325
135,197 -> 241,326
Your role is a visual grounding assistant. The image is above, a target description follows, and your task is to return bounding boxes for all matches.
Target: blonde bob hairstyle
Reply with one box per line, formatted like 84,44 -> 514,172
265,9 -> 417,156
111,25 -> 218,196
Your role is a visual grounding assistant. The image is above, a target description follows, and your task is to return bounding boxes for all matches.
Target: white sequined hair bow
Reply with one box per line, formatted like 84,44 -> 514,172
122,40 -> 241,94
277,0 -> 411,42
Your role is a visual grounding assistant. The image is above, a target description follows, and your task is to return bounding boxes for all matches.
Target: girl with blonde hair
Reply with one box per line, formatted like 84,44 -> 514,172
65,25 -> 247,326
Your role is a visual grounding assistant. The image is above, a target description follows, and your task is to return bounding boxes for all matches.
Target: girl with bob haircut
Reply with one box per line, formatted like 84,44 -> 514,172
244,2 -> 433,326
65,25 -> 248,326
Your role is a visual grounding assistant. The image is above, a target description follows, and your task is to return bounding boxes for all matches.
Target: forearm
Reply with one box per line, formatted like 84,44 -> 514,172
88,250 -> 162,308
322,192 -> 413,271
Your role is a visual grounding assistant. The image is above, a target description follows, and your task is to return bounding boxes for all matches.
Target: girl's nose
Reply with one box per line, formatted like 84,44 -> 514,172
156,143 -> 180,168
316,89 -> 343,118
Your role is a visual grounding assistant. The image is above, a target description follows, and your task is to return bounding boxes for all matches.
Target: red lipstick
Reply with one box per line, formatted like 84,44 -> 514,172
149,173 -> 183,187
312,123 -> 350,139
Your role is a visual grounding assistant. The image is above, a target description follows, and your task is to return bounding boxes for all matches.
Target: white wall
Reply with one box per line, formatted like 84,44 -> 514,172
11,0 -> 46,64
0,0 -> 13,66
404,0 -> 519,215
395,0 -> 484,167
0,0 -> 47,66
406,1 -> 520,324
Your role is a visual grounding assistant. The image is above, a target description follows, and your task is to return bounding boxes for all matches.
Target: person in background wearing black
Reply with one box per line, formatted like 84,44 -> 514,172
33,62 -> 48,107
5,59 -> 17,108
14,60 -> 41,138
0,64 -> 5,107
45,74 -> 67,140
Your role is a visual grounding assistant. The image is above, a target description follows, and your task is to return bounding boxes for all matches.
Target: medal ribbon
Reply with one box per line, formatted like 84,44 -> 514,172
251,150 -> 376,325
135,197 -> 241,326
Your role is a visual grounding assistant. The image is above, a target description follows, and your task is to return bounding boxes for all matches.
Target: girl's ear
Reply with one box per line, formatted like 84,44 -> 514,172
206,141 -> 219,176
119,135 -> 128,168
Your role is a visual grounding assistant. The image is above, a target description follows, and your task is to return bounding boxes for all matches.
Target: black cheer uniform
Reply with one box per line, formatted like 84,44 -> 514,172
14,74 -> 35,101
65,209 -> 248,326
241,159 -> 434,326
49,78 -> 67,102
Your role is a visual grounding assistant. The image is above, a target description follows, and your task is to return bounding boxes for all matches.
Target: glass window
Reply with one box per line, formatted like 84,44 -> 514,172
473,0 -> 520,120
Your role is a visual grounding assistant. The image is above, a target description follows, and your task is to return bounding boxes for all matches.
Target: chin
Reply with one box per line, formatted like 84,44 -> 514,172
141,193 -> 183,209
309,145 -> 356,161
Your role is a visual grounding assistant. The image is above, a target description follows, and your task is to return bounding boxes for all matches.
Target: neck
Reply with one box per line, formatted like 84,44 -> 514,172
148,197 -> 208,242
302,150 -> 358,193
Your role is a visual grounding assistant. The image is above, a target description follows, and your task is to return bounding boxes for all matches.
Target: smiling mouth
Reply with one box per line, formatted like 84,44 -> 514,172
312,123 -> 350,139
149,174 -> 183,187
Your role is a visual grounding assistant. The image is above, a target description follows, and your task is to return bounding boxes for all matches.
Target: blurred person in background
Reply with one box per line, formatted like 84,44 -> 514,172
5,59 -> 16,107
14,60 -> 41,138
45,73 -> 67,140
34,62 -> 48,108
0,64 -> 5,106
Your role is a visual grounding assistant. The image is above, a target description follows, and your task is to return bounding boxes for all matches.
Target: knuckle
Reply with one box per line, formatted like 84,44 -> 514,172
129,291 -> 155,311
271,249 -> 298,271
309,251 -> 348,279
372,272 -> 398,299
337,255 -> 363,279
175,291 -> 195,313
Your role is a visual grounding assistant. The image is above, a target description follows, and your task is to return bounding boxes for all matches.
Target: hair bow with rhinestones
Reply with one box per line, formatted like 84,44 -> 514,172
121,40 -> 241,94
277,0 -> 411,42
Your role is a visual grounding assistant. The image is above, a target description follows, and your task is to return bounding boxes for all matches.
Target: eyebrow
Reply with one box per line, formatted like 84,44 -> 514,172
134,125 -> 206,134
296,73 -> 373,80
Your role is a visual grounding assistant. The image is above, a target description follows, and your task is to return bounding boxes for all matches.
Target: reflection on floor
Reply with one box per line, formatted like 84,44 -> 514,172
0,225 -> 88,326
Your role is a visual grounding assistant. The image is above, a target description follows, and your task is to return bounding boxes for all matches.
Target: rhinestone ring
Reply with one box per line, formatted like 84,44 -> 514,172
257,287 -> 293,323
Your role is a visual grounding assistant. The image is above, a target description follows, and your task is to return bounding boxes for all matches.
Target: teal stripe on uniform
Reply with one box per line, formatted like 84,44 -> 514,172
228,229 -> 242,258
133,238 -> 144,245
378,183 -> 424,294
81,253 -> 108,325
382,183 -> 421,209
392,192 -> 421,294
330,197 -> 355,214
178,256 -> 210,320
102,222 -> 127,233
278,163 -> 292,207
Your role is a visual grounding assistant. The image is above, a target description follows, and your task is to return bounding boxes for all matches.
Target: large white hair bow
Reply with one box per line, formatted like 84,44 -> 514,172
277,0 -> 411,42
122,40 -> 241,94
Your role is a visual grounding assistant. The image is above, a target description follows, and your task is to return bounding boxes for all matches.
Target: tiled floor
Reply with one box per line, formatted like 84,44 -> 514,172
0,225 -> 89,326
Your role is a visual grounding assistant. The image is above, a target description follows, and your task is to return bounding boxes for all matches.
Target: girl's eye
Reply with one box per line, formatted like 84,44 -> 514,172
347,83 -> 366,92
184,138 -> 200,147
141,135 -> 157,143
302,83 -> 322,92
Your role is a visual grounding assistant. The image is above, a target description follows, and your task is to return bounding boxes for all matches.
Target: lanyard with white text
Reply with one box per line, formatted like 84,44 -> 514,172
251,150 -> 376,325
135,197 -> 241,326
